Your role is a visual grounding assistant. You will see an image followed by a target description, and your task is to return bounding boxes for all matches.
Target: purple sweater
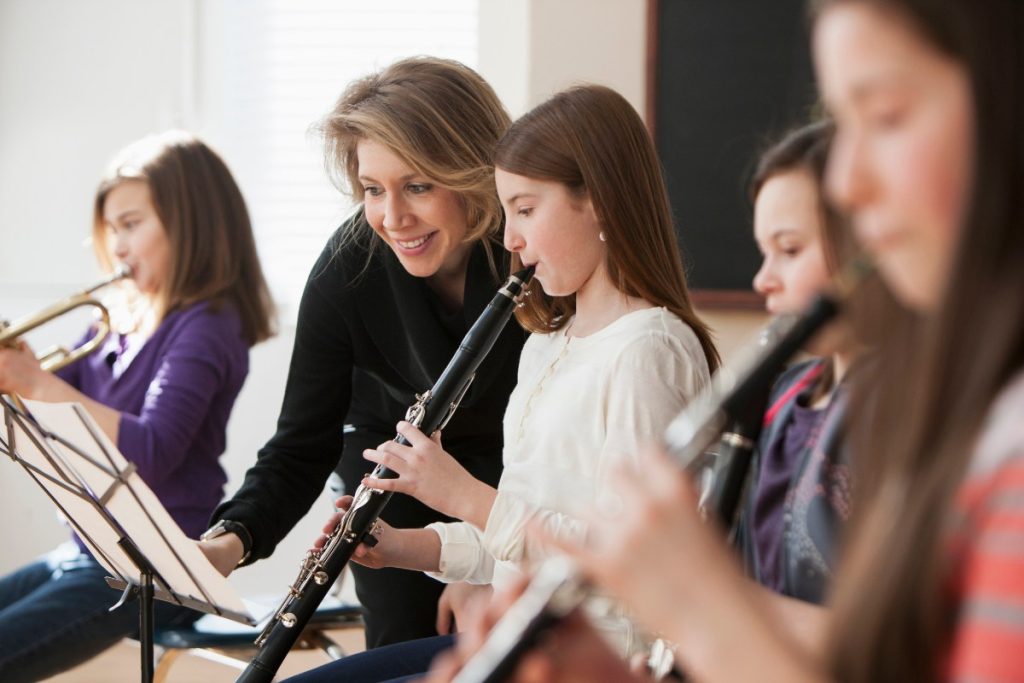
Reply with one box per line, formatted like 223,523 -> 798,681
57,301 -> 249,548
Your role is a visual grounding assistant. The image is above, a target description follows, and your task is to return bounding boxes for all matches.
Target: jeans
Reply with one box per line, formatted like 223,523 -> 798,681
281,633 -> 456,683
0,543 -> 199,683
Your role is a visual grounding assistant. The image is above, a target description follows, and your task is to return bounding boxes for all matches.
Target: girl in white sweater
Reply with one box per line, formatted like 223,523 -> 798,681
283,84 -> 719,683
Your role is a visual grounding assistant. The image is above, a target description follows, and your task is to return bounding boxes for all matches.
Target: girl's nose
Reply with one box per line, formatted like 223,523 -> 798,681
752,259 -> 778,297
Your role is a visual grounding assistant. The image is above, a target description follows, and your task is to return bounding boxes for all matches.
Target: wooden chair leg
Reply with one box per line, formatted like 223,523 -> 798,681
303,630 -> 348,660
153,647 -> 184,683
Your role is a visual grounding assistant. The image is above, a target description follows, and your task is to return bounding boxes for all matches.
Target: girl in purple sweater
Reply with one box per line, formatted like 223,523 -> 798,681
0,131 -> 275,682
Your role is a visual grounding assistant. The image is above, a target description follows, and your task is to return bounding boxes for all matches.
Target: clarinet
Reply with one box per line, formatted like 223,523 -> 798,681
237,266 -> 535,683
451,261 -> 869,683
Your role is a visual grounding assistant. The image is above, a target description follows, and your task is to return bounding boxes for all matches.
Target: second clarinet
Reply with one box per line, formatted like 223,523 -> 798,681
237,266 -> 535,683
450,276 -> 859,683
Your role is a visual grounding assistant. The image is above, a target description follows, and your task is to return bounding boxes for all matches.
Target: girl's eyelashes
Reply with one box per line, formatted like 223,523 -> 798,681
106,220 -> 139,235
363,185 -> 383,197
516,206 -> 533,217
406,183 -> 432,194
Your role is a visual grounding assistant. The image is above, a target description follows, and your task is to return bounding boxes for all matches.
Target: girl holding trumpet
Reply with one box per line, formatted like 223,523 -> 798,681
0,131 -> 274,681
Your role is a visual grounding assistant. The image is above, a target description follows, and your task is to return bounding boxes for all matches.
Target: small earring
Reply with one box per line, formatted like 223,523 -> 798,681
598,231 -> 607,242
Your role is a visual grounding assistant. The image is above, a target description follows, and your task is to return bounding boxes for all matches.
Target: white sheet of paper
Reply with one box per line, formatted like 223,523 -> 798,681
9,399 -> 251,621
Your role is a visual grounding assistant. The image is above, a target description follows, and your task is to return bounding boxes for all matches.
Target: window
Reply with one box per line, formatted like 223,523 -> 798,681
198,0 -> 479,319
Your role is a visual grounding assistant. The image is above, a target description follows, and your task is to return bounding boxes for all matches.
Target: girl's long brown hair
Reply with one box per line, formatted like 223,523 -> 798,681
94,132 -> 275,345
806,2 -> 1024,682
494,85 -> 719,373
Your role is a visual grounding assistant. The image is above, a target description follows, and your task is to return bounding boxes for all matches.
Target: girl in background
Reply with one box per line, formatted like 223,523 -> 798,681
0,131 -> 275,682
737,119 -> 896,650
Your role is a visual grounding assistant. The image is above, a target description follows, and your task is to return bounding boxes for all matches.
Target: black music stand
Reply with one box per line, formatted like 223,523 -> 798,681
0,395 -> 255,683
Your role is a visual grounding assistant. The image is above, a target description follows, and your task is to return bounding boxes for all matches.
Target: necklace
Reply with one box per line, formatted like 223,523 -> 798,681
515,329 -> 573,442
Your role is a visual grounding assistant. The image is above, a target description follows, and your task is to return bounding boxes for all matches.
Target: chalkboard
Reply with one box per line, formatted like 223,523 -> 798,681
652,0 -> 819,306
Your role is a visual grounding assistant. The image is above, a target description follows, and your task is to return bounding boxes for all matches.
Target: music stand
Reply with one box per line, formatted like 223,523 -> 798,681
0,395 -> 256,683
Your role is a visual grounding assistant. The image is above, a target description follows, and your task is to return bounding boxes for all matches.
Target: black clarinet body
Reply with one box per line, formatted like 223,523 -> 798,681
697,293 -> 837,528
450,288 -> 846,683
237,266 -> 534,683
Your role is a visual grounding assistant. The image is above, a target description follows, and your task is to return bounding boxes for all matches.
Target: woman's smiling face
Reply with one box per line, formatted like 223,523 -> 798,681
357,138 -> 471,281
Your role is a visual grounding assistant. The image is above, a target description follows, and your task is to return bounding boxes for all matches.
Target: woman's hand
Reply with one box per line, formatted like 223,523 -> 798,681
436,582 -> 493,635
0,341 -> 49,398
362,421 -> 497,527
314,495 -> 442,573
197,534 -> 245,577
314,495 -> 393,569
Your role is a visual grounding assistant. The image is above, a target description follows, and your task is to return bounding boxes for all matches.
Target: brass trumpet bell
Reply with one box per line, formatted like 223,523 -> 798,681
0,266 -> 131,373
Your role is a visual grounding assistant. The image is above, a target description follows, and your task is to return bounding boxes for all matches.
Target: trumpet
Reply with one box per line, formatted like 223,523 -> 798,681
0,266 -> 131,373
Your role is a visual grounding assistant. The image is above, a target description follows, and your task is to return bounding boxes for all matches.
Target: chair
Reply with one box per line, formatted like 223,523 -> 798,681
151,598 -> 364,683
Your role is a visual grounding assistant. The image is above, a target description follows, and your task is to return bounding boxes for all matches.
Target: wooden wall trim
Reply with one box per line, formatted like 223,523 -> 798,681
645,0 -> 659,135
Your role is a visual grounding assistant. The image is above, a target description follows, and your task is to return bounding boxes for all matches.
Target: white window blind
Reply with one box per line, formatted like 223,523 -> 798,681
198,0 -> 479,320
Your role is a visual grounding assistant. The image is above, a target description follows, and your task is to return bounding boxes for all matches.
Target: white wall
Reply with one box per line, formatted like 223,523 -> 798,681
475,0 -> 766,366
0,0 -> 195,566
478,0 -> 647,117
0,0 -> 764,605
0,0 -> 331,600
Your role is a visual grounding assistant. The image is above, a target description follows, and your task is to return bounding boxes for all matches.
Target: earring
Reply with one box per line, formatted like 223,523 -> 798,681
599,231 -> 607,242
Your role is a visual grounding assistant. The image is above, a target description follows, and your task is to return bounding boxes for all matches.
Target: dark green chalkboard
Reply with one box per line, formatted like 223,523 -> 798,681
652,0 -> 819,305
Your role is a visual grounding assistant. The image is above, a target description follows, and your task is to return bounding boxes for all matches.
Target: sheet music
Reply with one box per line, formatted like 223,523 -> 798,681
5,398 -> 252,622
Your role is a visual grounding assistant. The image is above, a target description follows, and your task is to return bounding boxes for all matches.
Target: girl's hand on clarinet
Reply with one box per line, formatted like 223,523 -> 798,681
426,577 -> 531,682
426,580 -> 643,683
546,444 -> 743,649
362,421 -> 497,526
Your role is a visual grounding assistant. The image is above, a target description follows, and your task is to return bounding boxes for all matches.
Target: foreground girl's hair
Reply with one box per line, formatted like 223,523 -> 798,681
810,2 -> 1024,681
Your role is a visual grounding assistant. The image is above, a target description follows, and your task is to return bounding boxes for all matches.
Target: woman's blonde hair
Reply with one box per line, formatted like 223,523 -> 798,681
316,56 -> 512,271
93,131 -> 275,345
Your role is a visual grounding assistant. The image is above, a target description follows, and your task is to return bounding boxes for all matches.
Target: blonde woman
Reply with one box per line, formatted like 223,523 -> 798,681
201,57 -> 528,648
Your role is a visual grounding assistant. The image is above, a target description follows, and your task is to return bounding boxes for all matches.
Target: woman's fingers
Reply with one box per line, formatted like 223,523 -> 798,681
321,512 -> 342,535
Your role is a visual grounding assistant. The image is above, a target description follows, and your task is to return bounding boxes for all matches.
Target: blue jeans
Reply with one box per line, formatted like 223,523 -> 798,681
282,633 -> 456,683
0,543 -> 199,682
